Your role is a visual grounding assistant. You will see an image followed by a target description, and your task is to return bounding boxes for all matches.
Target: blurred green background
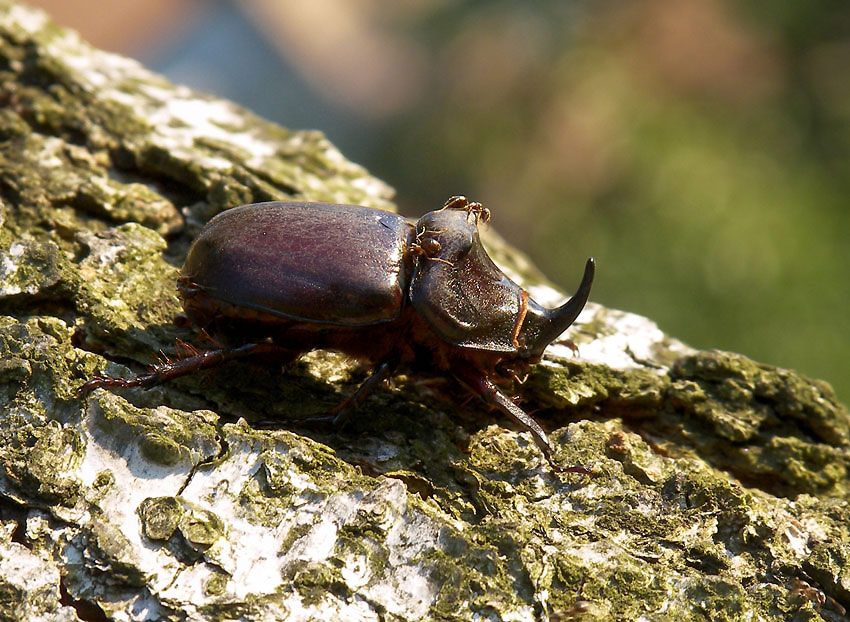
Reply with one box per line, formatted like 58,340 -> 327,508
32,0 -> 850,403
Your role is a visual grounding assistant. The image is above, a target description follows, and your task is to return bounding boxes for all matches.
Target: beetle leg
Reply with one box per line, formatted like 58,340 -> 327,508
453,368 -> 590,475
78,342 -> 294,396
330,359 -> 398,426
297,359 -> 398,427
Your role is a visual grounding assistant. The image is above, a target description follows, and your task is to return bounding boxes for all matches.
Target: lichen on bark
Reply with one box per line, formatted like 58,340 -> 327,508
1,3 -> 849,621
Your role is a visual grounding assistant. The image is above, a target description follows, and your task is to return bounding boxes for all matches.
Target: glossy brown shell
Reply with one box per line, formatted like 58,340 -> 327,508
181,202 -> 414,326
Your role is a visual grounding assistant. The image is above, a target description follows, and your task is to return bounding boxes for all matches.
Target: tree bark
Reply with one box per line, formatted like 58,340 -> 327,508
0,3 -> 848,621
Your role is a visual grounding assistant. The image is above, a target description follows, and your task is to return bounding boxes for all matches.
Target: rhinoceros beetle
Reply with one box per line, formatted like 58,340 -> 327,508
81,196 -> 595,473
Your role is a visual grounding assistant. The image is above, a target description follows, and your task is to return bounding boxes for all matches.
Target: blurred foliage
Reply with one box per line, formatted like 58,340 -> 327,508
349,0 -> 849,403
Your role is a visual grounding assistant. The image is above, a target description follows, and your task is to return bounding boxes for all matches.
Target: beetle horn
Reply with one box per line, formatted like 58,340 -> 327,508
521,257 -> 595,357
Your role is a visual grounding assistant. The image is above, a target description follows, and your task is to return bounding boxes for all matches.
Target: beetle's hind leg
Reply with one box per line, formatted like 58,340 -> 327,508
78,342 -> 296,396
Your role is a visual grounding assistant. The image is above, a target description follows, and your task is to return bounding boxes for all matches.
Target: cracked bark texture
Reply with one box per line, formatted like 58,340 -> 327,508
1,3 -> 849,621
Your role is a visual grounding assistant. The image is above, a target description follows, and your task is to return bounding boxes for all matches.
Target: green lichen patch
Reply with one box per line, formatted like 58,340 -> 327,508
600,422 -> 673,485
178,503 -> 225,550
138,496 -> 224,552
666,351 -> 850,499
284,559 -> 347,607
525,350 -> 850,501
0,121 -> 180,237
425,532 -> 532,621
460,430 -> 845,620
202,568 -> 230,598
75,223 -> 181,351
0,315 -> 86,404
0,315 -> 91,507
222,423 -> 374,529
529,359 -> 667,417
671,350 -> 850,446
138,496 -> 183,541
0,232 -> 68,300
0,418 -> 83,507
86,391 -> 219,467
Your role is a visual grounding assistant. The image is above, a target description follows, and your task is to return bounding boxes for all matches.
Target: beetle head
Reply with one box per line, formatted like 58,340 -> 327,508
409,200 -> 594,358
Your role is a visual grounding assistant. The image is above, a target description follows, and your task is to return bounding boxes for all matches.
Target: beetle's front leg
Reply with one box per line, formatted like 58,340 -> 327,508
78,342 -> 297,396
453,367 -> 590,475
